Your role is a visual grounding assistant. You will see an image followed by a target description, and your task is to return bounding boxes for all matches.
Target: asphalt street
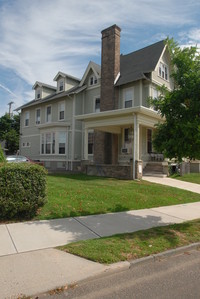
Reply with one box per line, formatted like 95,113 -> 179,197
37,249 -> 200,299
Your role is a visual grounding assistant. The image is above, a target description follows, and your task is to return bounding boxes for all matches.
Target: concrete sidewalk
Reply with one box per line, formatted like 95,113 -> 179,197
1,202 -> 200,257
143,176 -> 200,194
1,202 -> 200,299
0,177 -> 200,299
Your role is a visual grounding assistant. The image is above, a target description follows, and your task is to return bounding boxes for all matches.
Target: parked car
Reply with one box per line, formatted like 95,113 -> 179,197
6,155 -> 44,166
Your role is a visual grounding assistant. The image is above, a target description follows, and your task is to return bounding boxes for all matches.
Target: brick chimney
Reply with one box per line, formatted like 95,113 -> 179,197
100,24 -> 121,111
94,25 -> 121,165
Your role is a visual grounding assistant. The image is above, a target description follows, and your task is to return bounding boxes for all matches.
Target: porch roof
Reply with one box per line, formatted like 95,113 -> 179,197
76,106 -> 164,133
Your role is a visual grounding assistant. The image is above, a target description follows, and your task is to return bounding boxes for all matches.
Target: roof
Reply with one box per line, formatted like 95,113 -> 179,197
15,85 -> 87,111
53,71 -> 80,82
32,81 -> 56,90
116,40 -> 166,86
79,61 -> 101,86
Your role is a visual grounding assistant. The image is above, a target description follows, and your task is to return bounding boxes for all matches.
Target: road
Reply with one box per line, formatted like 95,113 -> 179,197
38,249 -> 200,299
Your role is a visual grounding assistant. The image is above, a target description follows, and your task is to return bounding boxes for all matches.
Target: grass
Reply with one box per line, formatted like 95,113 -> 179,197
35,173 -> 200,220
59,219 -> 200,264
171,173 -> 200,185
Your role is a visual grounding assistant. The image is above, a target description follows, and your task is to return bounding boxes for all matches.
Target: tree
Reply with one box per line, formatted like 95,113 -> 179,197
0,113 -> 20,154
151,39 -> 200,161
0,144 -> 6,162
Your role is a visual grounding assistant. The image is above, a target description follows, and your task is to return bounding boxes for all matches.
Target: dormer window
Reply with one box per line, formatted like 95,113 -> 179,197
36,89 -> 41,100
89,75 -> 97,86
158,62 -> 168,81
59,80 -> 64,92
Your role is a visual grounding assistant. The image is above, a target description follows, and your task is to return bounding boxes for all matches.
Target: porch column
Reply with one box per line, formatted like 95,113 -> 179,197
133,114 -> 140,179
84,127 -> 88,160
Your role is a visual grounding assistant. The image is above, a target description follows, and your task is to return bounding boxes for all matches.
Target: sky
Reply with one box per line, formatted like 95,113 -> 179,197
0,0 -> 200,116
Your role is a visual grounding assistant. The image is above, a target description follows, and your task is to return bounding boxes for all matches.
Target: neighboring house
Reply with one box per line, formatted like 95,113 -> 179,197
16,24 -> 173,179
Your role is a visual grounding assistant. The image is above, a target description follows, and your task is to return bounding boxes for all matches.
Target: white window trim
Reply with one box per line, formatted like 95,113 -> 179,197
93,96 -> 100,113
35,107 -> 41,125
123,87 -> 134,108
89,75 -> 97,86
58,101 -> 65,121
40,131 -> 67,155
158,61 -> 169,81
45,105 -> 52,123
88,129 -> 94,155
36,88 -> 41,100
24,111 -> 30,127
58,79 -> 64,92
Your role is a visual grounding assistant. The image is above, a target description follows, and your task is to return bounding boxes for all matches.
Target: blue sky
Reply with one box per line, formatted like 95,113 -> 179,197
0,0 -> 200,116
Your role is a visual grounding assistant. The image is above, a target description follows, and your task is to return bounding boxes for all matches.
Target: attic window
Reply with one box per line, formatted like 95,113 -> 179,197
36,89 -> 41,100
158,62 -> 168,81
89,75 -> 97,86
59,81 -> 64,92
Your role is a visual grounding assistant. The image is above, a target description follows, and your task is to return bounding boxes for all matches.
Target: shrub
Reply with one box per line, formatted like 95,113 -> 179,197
0,144 -> 6,163
0,163 -> 48,220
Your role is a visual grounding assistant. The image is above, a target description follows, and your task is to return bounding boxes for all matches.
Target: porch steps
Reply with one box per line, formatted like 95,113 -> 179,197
143,162 -> 167,178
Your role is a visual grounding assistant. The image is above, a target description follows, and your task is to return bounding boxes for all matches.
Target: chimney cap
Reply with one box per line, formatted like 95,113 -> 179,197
101,24 -> 121,35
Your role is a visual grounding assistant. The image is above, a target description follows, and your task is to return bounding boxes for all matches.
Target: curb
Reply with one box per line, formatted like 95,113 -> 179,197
129,242 -> 200,268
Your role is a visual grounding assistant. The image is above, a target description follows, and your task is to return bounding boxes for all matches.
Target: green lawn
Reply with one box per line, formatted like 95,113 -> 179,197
59,219 -> 200,264
171,173 -> 200,185
35,174 -> 200,220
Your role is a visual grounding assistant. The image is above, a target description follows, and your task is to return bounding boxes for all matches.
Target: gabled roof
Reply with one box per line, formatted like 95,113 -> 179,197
32,81 -> 56,90
53,71 -> 80,82
116,40 -> 166,86
79,61 -> 101,86
15,85 -> 87,111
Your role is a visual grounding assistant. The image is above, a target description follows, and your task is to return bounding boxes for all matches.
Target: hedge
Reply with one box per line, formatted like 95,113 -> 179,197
0,144 -> 6,162
0,163 -> 48,220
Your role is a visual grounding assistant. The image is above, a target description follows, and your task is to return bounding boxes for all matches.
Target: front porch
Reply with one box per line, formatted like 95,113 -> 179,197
76,106 -> 165,179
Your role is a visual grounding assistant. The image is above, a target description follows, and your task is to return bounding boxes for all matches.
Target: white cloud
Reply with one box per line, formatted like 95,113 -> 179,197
0,0 -> 199,116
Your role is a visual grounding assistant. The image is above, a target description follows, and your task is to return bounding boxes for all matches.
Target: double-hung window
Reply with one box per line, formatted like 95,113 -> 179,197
89,75 -> 97,86
158,62 -> 168,81
24,111 -> 30,127
58,102 -> 65,120
88,132 -> 94,154
46,106 -> 51,122
59,80 -> 64,92
124,88 -> 134,108
94,97 -> 100,113
35,108 -> 41,125
41,132 -> 56,154
58,132 -> 66,154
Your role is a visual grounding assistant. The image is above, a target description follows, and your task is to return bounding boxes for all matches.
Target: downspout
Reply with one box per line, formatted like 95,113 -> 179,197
71,94 -> 76,171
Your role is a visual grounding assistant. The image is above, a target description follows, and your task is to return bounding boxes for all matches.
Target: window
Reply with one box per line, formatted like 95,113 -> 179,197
41,132 -> 66,155
89,75 -> 97,86
45,133 -> 51,154
41,132 -> 55,154
158,62 -> 168,81
147,129 -> 152,153
59,80 -> 64,92
59,132 -> 66,154
95,97 -> 100,113
58,102 -> 65,120
36,90 -> 41,99
124,88 -> 133,108
24,111 -> 30,127
22,142 -> 30,147
35,108 -> 41,125
46,106 -> 51,122
88,132 -> 94,154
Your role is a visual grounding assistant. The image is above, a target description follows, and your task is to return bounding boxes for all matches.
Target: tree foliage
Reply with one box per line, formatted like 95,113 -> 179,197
151,39 -> 200,161
0,113 -> 20,154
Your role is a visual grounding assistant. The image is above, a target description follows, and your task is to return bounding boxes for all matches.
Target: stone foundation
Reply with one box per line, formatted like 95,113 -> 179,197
82,163 -> 132,179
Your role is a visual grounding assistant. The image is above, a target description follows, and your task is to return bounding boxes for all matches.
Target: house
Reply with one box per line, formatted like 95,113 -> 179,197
16,24 -> 173,179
